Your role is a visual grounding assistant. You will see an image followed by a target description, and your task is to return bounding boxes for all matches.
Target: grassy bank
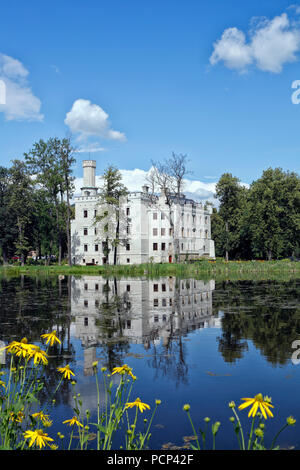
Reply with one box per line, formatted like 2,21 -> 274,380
0,259 -> 299,281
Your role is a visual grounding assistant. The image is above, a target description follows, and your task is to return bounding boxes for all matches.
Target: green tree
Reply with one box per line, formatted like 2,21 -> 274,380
31,188 -> 58,262
0,166 -> 16,263
8,160 -> 34,265
24,137 -> 75,265
248,168 -> 300,260
95,166 -> 128,265
214,173 -> 248,261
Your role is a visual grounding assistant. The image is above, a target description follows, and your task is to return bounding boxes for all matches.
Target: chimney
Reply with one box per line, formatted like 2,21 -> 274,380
142,185 -> 149,194
82,160 -> 96,188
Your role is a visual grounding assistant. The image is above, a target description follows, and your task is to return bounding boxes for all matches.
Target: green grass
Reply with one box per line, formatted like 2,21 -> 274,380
1,259 -> 299,281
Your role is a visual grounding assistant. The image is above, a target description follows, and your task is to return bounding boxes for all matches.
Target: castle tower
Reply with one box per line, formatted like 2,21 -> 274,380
81,160 -> 98,196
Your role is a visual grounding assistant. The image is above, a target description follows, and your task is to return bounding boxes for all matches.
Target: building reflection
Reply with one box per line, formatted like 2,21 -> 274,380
71,276 -> 218,375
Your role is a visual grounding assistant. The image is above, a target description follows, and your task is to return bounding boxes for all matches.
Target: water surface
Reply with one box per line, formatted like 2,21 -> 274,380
0,274 -> 299,450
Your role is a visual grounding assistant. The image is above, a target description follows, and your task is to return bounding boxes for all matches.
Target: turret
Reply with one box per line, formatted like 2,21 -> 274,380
81,160 -> 98,196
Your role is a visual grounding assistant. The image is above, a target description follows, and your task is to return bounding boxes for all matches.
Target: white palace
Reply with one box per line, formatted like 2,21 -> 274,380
71,160 -> 215,265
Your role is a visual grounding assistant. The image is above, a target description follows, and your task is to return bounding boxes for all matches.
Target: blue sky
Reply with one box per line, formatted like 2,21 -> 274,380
0,0 -> 300,201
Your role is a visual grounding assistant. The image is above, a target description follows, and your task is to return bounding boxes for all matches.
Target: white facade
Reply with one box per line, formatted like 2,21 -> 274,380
71,160 -> 215,265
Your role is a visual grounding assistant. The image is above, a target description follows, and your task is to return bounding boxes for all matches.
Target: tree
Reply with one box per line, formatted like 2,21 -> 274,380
8,160 -> 34,265
247,168 -> 300,260
31,188 -> 58,262
146,152 -> 191,258
0,166 -> 16,263
95,166 -> 129,265
58,138 -> 76,265
24,137 -> 75,265
214,173 -> 248,261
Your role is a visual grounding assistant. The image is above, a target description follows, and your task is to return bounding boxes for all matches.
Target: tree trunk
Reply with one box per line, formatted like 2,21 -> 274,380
225,221 -> 229,261
114,217 -> 120,266
55,200 -> 62,265
66,186 -> 72,266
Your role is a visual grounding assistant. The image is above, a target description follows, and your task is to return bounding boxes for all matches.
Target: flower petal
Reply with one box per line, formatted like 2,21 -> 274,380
238,399 -> 255,410
259,403 -> 267,419
248,402 -> 258,418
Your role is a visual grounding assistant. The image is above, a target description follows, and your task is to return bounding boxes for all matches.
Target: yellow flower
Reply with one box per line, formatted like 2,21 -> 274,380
32,411 -> 52,427
10,410 -> 25,423
29,346 -> 49,366
41,330 -> 61,347
57,364 -> 75,380
63,416 -> 84,427
287,416 -> 296,426
238,393 -> 274,419
112,364 -> 136,380
24,429 -> 54,449
125,397 -> 150,413
0,339 -> 37,359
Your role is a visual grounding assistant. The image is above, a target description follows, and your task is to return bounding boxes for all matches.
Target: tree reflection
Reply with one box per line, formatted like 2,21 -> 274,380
215,280 -> 300,365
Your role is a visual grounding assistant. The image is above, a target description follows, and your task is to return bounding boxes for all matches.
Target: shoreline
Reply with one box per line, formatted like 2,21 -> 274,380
0,259 -> 299,281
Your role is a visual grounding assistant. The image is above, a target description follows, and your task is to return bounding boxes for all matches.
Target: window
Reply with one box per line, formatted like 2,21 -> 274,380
84,244 -> 88,252
84,300 -> 88,307
84,283 -> 88,290
127,258 -> 130,263
94,209 -> 97,217
161,228 -> 165,236
161,213 -> 165,220
127,225 -> 130,235
153,212 -> 157,220
126,284 -> 131,292
95,244 -> 99,251
126,207 -> 130,216
126,244 -> 130,251
162,298 -> 167,306
154,315 -> 159,322
94,228 -> 98,235
153,284 -> 158,292
169,228 -> 173,236
153,228 -> 158,236
153,299 -> 158,307
84,317 -> 88,326
84,210 -> 88,218
84,228 -> 88,235
161,243 -> 166,251
162,283 -> 166,291
153,243 -> 158,251
95,283 -> 99,290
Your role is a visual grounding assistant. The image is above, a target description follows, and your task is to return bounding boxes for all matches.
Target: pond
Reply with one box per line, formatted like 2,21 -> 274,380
0,274 -> 300,450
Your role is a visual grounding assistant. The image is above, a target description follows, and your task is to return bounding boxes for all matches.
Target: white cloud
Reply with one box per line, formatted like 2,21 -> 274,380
0,53 -> 43,121
210,27 -> 252,71
64,99 -> 126,142
74,143 -> 106,153
210,12 -> 300,73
